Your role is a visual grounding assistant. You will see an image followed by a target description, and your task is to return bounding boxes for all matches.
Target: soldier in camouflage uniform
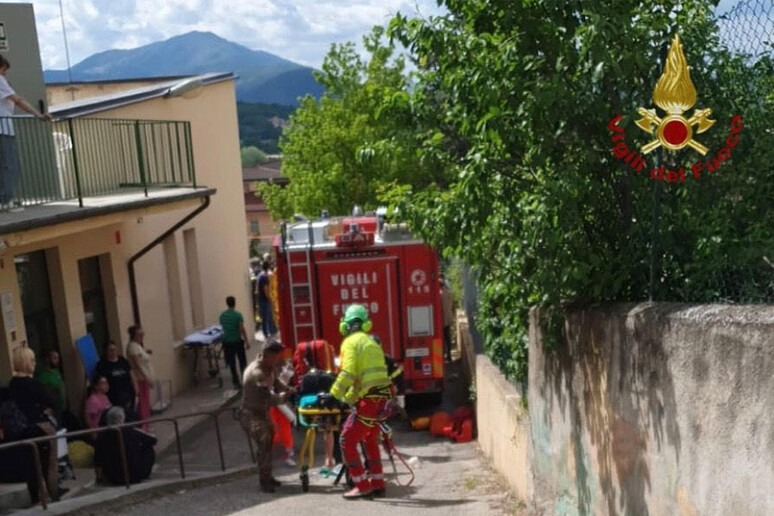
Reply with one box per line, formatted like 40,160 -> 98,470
240,341 -> 291,493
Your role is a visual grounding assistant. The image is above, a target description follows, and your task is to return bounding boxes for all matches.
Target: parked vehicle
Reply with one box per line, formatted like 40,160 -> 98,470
274,210 -> 444,399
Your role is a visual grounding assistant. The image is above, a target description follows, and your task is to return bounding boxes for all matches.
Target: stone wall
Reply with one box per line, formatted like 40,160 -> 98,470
456,309 -> 476,386
529,303 -> 774,516
476,354 -> 532,502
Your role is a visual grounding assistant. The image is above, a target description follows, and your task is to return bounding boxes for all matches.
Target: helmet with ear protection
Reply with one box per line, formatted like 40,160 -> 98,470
339,304 -> 372,336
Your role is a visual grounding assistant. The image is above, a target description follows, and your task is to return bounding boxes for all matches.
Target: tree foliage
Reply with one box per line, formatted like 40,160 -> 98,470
240,146 -> 269,167
259,27 -> 446,219
384,0 -> 774,381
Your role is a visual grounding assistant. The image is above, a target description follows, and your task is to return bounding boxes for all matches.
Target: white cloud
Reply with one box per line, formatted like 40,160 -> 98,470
7,0 -> 445,70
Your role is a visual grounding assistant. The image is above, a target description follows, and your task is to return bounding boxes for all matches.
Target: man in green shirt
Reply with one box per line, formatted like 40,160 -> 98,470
35,349 -> 67,415
219,296 -> 250,389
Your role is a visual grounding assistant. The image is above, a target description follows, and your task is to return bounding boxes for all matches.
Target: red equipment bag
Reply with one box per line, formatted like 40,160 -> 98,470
293,340 -> 337,382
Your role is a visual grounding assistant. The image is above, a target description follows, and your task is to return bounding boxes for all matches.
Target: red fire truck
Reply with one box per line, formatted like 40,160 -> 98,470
273,211 -> 445,399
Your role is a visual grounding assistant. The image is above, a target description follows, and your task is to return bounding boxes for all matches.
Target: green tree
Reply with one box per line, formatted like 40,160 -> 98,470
386,0 -> 774,381
240,146 -> 269,167
259,26 -> 446,219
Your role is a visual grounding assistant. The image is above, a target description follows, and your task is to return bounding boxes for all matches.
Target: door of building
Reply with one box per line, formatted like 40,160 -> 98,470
79,256 -> 110,355
14,250 -> 59,358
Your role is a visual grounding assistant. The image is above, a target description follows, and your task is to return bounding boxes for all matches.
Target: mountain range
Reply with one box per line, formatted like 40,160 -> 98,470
44,31 -> 324,105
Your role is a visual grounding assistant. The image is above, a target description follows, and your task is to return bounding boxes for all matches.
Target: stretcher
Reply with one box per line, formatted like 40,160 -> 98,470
296,394 -> 414,493
297,394 -> 348,492
182,326 -> 224,387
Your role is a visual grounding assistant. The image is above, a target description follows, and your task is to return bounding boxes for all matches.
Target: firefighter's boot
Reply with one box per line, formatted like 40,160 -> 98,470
343,487 -> 372,500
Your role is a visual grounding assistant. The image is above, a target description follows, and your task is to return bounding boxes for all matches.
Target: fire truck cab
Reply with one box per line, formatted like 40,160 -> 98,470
273,210 -> 444,398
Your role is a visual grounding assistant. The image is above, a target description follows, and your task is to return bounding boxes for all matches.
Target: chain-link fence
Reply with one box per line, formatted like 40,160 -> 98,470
717,0 -> 774,58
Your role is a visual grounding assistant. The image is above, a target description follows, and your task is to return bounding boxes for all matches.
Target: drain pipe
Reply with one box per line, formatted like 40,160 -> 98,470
128,196 -> 211,325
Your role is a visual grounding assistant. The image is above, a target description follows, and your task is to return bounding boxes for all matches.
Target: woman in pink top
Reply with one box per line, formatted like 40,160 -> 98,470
85,376 -> 112,430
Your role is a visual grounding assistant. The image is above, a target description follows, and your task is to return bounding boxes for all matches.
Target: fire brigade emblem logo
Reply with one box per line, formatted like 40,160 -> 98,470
635,34 -> 715,155
410,269 -> 427,288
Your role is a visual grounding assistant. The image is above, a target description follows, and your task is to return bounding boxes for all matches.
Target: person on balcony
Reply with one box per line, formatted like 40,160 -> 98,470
0,56 -> 52,209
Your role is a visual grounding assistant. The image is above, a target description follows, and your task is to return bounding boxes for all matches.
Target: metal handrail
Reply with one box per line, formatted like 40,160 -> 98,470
0,116 -> 197,211
0,406 -> 249,510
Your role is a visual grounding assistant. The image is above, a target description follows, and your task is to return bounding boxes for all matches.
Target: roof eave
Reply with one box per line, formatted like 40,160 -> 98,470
50,73 -> 237,118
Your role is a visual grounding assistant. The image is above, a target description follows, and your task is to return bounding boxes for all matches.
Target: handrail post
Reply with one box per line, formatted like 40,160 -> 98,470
116,428 -> 131,489
173,420 -> 186,479
67,118 -> 84,207
213,412 -> 226,472
134,120 -> 148,197
185,123 -> 197,188
29,442 -> 47,509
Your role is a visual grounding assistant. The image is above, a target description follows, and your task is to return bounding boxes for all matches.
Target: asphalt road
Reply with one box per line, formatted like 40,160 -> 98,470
93,364 -> 513,515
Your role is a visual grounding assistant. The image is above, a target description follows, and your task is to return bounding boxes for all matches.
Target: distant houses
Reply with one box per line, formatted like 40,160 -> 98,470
243,159 -> 287,256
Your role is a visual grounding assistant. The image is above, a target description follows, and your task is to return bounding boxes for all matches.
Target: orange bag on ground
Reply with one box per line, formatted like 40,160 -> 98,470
411,417 -> 430,431
429,412 -> 451,437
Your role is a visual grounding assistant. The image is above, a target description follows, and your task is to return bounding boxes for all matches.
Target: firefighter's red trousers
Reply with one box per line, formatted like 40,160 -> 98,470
340,397 -> 388,492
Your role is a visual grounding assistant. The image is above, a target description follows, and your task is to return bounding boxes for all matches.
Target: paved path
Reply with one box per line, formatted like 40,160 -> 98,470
97,362 -> 510,516
15,361 -> 515,516
101,421 -> 508,516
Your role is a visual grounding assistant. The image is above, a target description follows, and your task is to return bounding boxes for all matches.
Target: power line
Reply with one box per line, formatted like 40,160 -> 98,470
57,0 -> 74,99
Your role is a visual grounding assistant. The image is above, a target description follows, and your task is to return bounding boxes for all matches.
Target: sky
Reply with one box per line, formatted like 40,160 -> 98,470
9,0 -> 766,71
10,0 -> 445,70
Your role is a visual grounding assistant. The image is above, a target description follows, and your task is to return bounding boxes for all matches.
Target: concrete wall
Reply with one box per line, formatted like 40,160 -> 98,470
456,309 -> 475,386
476,353 -> 531,502
0,4 -> 47,111
529,303 -> 774,516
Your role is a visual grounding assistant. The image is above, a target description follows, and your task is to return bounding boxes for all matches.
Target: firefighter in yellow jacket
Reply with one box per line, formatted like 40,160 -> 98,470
330,304 -> 392,500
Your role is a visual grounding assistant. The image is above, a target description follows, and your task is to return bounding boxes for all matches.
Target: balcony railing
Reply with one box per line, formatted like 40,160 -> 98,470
0,116 -> 197,211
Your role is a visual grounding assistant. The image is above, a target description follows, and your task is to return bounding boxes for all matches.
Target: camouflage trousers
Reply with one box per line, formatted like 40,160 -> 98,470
240,409 -> 275,482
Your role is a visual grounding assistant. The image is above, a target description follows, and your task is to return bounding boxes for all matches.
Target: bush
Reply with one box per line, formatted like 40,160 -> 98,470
240,146 -> 269,167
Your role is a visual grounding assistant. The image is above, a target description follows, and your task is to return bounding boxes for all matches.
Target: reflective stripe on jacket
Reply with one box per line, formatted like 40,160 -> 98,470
330,332 -> 391,404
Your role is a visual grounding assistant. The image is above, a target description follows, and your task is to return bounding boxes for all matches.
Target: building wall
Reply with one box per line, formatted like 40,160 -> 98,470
246,210 -> 277,250
529,303 -> 774,516
0,80 -> 251,411
0,4 -> 47,111
92,80 -> 253,394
